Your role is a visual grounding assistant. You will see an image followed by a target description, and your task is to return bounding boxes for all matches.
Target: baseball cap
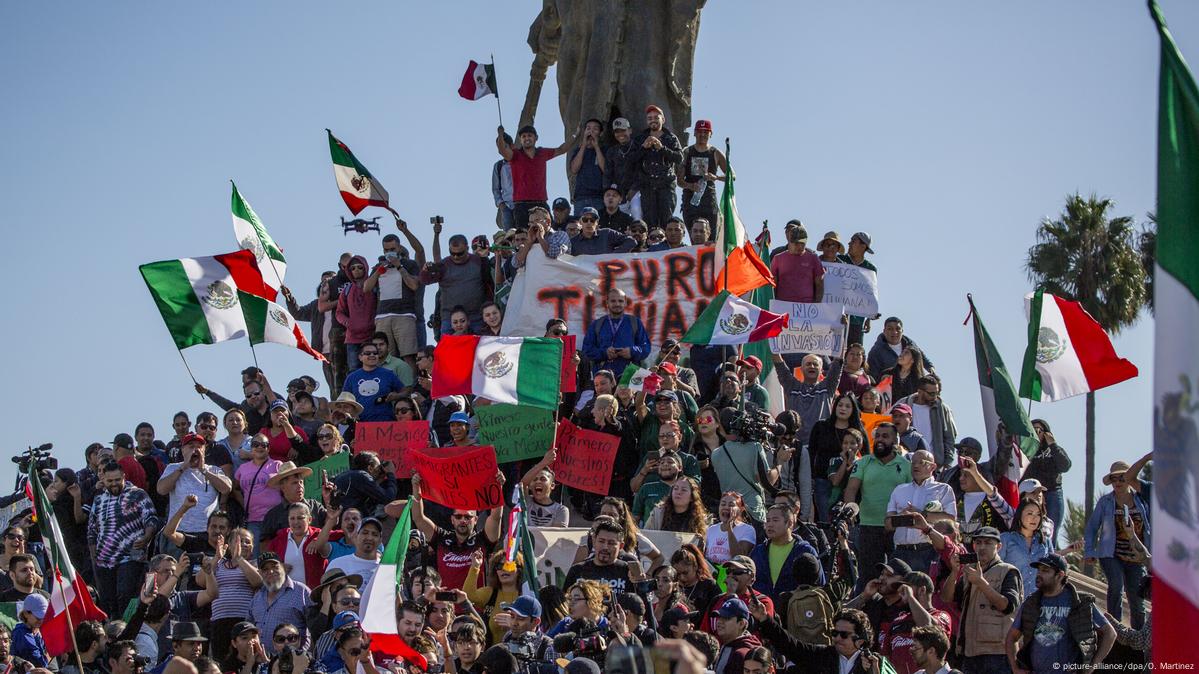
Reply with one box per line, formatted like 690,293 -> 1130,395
954,437 -> 984,455
448,411 -> 471,425
612,118 -> 631,131
580,207 -> 599,219
723,555 -> 755,574
645,104 -> 664,115
890,403 -> 913,416
792,225 -> 809,242
1019,478 -> 1046,495
230,622 -> 260,639
654,390 -> 678,402
21,593 -> 48,620
1032,553 -> 1069,573
715,597 -> 750,621
332,611 -> 362,630
501,595 -> 542,619
973,526 -> 1003,541
604,183 -> 623,196
552,197 -> 571,210
661,606 -> 698,629
269,399 -> 289,412
111,433 -> 135,450
851,231 -> 875,254
737,356 -> 763,372
179,433 -> 205,447
359,517 -> 384,533
694,119 -> 712,132
258,551 -> 282,567
657,362 -> 678,376
876,557 -> 913,576
472,235 -> 490,249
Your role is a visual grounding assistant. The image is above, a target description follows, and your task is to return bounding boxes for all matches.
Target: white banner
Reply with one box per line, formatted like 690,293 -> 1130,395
768,301 -> 846,356
502,246 -> 717,345
821,262 -> 879,317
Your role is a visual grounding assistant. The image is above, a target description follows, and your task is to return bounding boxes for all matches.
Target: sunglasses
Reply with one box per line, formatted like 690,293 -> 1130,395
580,217 -> 597,223
361,351 -> 379,357
830,629 -> 856,640
347,647 -> 365,657
451,514 -> 474,521
337,597 -> 361,606
5,534 -> 24,542
317,433 -> 335,440
274,634 -> 301,644
251,441 -> 268,448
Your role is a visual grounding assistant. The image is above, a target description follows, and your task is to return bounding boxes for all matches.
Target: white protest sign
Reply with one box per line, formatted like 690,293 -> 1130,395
528,526 -> 701,587
768,301 -> 847,356
821,262 -> 879,317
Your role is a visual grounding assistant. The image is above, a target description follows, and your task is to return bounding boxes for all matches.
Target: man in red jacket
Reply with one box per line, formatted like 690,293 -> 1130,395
701,556 -> 774,635
713,598 -> 762,674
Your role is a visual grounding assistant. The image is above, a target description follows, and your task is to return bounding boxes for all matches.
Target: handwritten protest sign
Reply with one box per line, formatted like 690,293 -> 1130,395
409,445 -> 503,510
475,404 -> 556,464
768,301 -> 846,356
821,262 -> 879,317
302,451 -> 350,497
551,419 -> 620,495
0,498 -> 30,535
354,421 -> 431,475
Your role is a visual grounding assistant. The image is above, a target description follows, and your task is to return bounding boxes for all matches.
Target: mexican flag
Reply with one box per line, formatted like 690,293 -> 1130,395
140,250 -> 276,350
1149,1 -> 1199,665
459,60 -> 498,100
430,336 -> 562,411
327,129 -> 392,215
618,366 -> 660,393
681,289 -> 788,345
360,500 -> 426,667
231,182 -> 286,292
238,290 -> 325,361
515,487 -> 540,593
713,153 -> 774,296
1018,289 -> 1138,402
968,295 -> 1038,507
744,229 -> 786,417
27,458 -> 106,657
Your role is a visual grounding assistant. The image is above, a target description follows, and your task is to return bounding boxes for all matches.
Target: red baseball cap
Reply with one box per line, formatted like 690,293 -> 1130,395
657,362 -> 678,376
645,104 -> 664,115
736,356 -> 763,372
694,119 -> 712,132
180,433 -> 206,447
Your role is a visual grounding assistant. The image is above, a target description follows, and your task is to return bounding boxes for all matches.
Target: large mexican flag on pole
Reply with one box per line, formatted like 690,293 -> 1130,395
1149,2 -> 1199,666
713,152 -> 773,296
360,500 -> 426,667
231,182 -> 286,292
139,250 -> 276,350
327,129 -> 392,215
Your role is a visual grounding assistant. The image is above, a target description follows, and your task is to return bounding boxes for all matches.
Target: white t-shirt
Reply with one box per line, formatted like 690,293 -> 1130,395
161,463 -> 221,533
704,522 -> 756,563
327,552 -> 383,589
910,403 -> 933,443
285,534 -> 306,585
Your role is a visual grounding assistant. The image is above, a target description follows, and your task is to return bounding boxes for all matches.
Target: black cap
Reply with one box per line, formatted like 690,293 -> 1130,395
111,433 -> 134,450
973,526 -> 1003,541
230,622 -> 259,638
876,556 -> 913,576
1032,553 -> 1069,573
258,551 -> 282,567
553,197 -> 571,210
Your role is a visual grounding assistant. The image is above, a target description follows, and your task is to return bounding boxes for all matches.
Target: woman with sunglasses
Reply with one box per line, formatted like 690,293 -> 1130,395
328,626 -> 379,674
0,526 -> 33,592
1085,460 -> 1151,630
315,423 -> 348,459
463,550 -> 526,646
232,433 -> 283,547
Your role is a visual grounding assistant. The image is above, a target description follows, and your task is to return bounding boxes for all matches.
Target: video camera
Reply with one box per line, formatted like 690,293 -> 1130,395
552,619 -> 608,660
725,408 -> 785,445
12,444 -> 56,474
829,501 -> 859,531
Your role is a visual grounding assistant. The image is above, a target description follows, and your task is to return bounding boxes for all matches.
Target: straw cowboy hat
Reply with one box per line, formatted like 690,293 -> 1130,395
330,391 -> 364,417
1103,460 -> 1131,486
267,461 -> 313,488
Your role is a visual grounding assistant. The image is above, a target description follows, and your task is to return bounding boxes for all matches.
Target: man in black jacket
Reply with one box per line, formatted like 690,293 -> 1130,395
626,105 -> 683,229
748,597 -> 884,674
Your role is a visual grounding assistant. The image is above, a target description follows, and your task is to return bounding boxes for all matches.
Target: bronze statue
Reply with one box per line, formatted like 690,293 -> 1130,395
520,0 -> 707,144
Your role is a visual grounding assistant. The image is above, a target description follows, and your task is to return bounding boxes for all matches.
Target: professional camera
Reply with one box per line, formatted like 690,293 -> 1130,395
725,408 -> 786,445
132,653 -> 152,674
829,501 -> 860,531
12,444 -> 56,474
552,619 -> 608,660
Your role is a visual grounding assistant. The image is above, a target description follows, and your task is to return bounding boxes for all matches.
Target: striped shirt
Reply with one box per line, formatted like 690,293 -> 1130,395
86,483 -> 159,568
248,577 -> 311,655
211,560 -> 257,620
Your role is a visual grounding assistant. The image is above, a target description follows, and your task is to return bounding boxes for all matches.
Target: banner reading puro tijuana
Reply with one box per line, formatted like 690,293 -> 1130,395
501,246 -> 717,344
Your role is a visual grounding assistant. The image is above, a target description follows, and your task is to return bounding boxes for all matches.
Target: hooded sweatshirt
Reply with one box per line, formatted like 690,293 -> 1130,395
336,255 -> 378,344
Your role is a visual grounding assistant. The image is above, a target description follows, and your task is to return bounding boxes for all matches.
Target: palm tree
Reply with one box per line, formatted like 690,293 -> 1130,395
1025,193 -> 1148,539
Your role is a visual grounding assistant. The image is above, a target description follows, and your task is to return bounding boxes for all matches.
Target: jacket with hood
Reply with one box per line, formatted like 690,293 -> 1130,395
867,334 -> 935,379
715,631 -> 763,674
335,255 -> 378,344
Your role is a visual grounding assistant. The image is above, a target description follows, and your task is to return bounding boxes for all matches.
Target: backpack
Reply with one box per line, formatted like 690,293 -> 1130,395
785,585 -> 835,646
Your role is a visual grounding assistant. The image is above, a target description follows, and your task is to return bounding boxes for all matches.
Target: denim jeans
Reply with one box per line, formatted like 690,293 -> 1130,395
1100,556 -> 1147,629
497,204 -> 515,230
94,561 -> 147,618
892,544 -> 939,575
345,342 -> 362,371
961,654 -> 1009,674
1044,488 -> 1065,548
572,197 -> 604,215
813,478 -> 833,524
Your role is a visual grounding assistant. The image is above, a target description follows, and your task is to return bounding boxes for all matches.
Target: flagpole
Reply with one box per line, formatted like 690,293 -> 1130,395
491,54 -> 504,128
56,574 -> 87,674
250,342 -> 260,368
30,458 -> 86,674
175,347 -> 203,398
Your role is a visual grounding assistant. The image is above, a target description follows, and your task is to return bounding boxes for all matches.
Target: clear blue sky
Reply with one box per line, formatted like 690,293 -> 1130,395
2,2 -> 1187,512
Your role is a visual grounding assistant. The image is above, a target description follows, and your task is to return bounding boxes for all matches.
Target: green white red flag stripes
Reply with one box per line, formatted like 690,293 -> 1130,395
1149,2 -> 1199,666
27,456 -> 106,657
459,60 -> 498,100
744,229 -> 787,417
327,129 -> 392,215
430,336 -> 562,411
139,250 -> 276,350
968,295 -> 1038,507
618,366 -> 659,393
360,499 -> 426,667
231,182 -> 286,292
1018,289 -> 1138,402
713,152 -> 773,296
238,290 -> 325,361
681,289 -> 788,345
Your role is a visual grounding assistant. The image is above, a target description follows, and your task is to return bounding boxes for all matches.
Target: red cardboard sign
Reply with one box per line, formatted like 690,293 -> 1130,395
556,335 -> 578,393
551,419 -> 619,495
409,445 -> 504,510
353,421 -> 431,475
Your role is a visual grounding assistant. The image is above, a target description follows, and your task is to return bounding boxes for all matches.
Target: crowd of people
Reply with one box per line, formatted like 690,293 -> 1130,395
7,106 -> 1154,674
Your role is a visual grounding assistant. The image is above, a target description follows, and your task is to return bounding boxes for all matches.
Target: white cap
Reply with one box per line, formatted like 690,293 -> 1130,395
1019,478 -> 1046,494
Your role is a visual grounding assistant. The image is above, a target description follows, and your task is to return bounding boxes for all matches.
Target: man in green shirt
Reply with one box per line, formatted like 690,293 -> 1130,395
631,453 -> 683,525
843,422 -> 911,593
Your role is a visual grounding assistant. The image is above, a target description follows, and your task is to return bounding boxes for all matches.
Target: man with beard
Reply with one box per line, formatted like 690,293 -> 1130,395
0,624 -> 29,673
569,207 -> 636,255
582,288 -> 651,379
408,473 -> 503,591
562,517 -> 632,594
158,435 -> 232,545
626,105 -> 683,229
909,626 -> 956,674
750,505 -> 823,606
597,185 -> 634,233
60,621 -> 107,674
843,423 -> 912,591
325,517 -> 384,589
496,124 -> 572,230
0,554 -> 46,603
248,552 -> 311,655
1006,554 -> 1114,674
647,216 -> 688,251
88,460 -> 160,617
395,601 -> 428,664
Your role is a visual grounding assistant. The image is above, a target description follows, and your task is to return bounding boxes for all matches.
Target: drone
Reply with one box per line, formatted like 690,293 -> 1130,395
341,216 -> 381,235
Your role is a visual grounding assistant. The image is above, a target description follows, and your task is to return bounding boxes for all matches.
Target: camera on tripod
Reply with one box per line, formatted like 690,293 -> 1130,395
726,408 -> 785,445
12,444 -> 56,474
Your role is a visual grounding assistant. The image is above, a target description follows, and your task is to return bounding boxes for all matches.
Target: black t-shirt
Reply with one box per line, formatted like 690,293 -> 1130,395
681,578 -> 721,620
0,588 -> 35,603
562,559 -> 631,594
178,533 -> 216,577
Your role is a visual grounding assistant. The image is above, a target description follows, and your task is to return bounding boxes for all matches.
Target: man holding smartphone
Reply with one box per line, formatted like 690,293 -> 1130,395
886,450 -> 957,575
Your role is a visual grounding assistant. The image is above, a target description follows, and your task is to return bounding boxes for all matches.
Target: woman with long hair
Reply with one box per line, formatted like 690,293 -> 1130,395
264,400 -> 316,464
670,543 -> 720,616
217,408 -> 252,471
480,302 -> 504,337
546,579 -> 609,637
807,393 -> 869,523
315,423 -> 348,458
645,477 -> 709,537
692,405 -> 725,512
742,647 -> 776,674
463,550 -> 526,645
882,347 -> 925,402
838,343 -> 874,398
209,527 -> 263,661
1000,499 -> 1053,598
705,491 -> 755,563
648,565 -> 688,624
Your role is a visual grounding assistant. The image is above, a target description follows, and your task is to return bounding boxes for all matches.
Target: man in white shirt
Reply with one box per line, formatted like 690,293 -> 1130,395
156,434 -> 232,539
325,517 -> 383,589
887,450 -> 957,574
